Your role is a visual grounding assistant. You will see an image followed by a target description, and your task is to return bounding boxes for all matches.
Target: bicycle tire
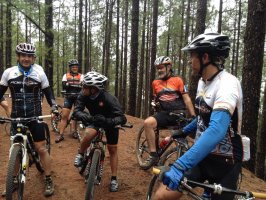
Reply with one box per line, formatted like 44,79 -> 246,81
135,126 -> 150,169
85,149 -> 101,200
6,145 -> 24,200
146,147 -> 185,200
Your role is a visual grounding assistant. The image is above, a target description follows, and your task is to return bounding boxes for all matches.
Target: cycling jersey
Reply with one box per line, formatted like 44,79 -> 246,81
62,72 -> 84,95
152,75 -> 187,111
194,70 -> 243,161
0,64 -> 56,117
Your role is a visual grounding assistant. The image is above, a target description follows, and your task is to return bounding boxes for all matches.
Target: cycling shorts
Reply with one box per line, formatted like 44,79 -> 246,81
11,121 -> 46,142
184,155 -> 242,200
153,111 -> 185,128
63,96 -> 78,109
86,125 -> 119,145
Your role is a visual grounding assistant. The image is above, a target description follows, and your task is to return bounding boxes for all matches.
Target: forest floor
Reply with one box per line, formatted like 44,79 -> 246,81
0,97 -> 266,200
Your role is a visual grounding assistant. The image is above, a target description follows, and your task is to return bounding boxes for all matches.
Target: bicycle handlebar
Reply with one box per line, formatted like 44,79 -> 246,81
0,115 -> 52,123
152,167 -> 266,199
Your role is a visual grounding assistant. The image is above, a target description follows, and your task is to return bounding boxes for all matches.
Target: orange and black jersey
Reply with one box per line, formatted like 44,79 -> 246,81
152,75 -> 187,111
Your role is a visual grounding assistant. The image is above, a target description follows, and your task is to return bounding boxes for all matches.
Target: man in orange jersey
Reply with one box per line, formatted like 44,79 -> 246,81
140,56 -> 195,170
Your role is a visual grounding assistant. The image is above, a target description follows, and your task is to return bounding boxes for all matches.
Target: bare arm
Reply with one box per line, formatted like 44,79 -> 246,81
182,93 -> 196,117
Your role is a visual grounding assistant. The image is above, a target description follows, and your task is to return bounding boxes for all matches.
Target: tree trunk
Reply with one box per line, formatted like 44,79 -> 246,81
121,0 -> 129,111
242,0 -> 266,172
136,0 -> 147,118
44,0 -> 54,87
78,0 -> 83,71
5,0 -> 12,69
115,0 -> 120,97
256,84 -> 266,180
0,2 -> 3,74
235,0 -> 242,77
188,0 -> 207,104
217,0 -> 223,33
128,0 -> 139,116
149,0 -> 159,97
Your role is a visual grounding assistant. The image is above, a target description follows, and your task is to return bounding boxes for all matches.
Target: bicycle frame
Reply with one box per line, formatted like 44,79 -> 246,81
152,167 -> 266,200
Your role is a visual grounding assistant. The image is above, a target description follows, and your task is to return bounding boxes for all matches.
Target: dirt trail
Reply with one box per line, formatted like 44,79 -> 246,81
0,97 -> 266,200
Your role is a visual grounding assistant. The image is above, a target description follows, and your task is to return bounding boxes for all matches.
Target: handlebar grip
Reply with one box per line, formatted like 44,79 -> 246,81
39,115 -> 52,119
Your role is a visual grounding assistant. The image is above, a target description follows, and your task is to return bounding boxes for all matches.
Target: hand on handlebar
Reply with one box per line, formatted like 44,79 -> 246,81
92,114 -> 114,128
161,162 -> 185,191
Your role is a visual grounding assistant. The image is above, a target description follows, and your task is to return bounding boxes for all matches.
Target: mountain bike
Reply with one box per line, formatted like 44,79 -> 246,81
149,167 -> 266,200
136,111 -> 192,170
0,115 -> 51,200
77,123 -> 133,200
51,91 -> 85,141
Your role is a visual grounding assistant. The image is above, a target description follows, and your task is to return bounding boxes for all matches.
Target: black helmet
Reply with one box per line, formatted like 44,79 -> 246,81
82,71 -> 108,90
68,59 -> 79,67
182,33 -> 230,58
16,43 -> 36,55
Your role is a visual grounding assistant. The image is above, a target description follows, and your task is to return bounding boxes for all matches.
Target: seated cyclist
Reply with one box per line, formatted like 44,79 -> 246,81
55,59 -> 84,143
140,56 -> 195,170
73,71 -> 127,192
154,33 -> 243,200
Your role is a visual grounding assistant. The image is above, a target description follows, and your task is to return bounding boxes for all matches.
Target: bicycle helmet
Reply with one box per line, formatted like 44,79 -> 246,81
82,71 -> 108,90
154,56 -> 172,67
182,33 -> 230,58
68,59 -> 79,67
16,43 -> 36,55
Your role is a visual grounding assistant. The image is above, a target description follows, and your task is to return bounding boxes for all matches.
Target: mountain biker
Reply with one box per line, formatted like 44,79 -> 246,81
0,42 -> 58,197
73,71 -> 127,192
140,56 -> 196,170
154,33 -> 243,200
55,59 -> 84,143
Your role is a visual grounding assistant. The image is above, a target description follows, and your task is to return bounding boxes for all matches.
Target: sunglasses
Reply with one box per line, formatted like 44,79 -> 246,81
156,65 -> 168,70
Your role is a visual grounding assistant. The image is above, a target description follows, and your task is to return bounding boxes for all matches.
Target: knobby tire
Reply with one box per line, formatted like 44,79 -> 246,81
85,149 -> 101,200
136,126 -> 150,169
6,145 -> 24,200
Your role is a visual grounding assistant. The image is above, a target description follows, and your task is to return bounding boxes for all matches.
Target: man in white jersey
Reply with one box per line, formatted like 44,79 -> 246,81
154,33 -> 243,200
0,43 -> 57,197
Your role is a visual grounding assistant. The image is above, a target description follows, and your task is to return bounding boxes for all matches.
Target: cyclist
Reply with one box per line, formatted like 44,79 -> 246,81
73,71 -> 127,192
140,56 -> 196,170
154,33 -> 243,200
0,42 -> 58,197
55,59 -> 84,143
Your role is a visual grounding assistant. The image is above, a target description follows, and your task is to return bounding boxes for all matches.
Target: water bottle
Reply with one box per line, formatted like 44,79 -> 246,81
202,190 -> 211,200
241,135 -> 250,161
159,136 -> 171,149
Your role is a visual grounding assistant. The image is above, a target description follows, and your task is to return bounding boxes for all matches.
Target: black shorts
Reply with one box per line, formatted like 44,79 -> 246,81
86,125 -> 119,145
153,111 -> 185,128
63,96 -> 77,109
184,155 -> 242,200
12,121 -> 46,142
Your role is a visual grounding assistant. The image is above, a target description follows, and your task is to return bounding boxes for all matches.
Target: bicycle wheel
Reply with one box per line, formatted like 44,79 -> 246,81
85,149 -> 101,200
6,145 -> 24,200
51,105 -> 62,133
136,126 -> 150,168
146,146 -> 185,200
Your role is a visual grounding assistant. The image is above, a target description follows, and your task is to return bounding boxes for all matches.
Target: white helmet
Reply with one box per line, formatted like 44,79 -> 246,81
16,43 -> 36,55
154,56 -> 172,67
82,71 -> 108,90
